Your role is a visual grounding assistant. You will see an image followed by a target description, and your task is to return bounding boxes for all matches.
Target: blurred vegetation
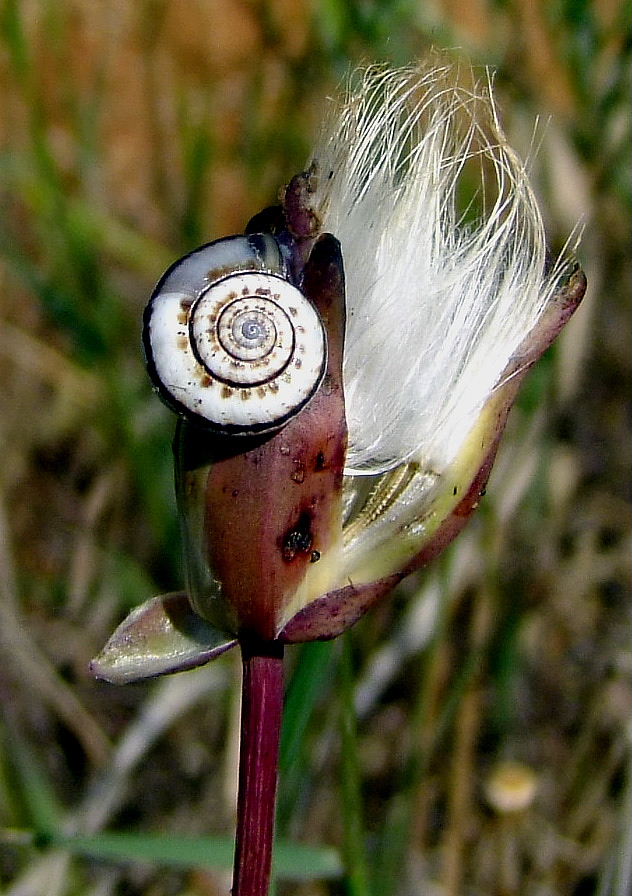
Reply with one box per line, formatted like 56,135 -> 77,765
0,1 -> 630,894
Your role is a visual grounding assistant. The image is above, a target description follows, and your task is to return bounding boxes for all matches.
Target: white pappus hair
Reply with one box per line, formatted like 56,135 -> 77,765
309,62 -> 566,476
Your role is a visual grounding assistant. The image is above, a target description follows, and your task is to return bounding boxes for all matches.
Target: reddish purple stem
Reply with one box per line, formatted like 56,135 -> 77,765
232,640 -> 285,896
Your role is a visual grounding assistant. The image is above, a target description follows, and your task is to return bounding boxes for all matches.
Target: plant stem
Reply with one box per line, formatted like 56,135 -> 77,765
232,639 -> 285,896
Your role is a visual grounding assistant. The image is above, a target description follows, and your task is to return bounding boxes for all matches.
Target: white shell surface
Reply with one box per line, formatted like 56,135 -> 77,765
157,234 -> 283,296
192,277 -> 296,386
146,270 -> 326,432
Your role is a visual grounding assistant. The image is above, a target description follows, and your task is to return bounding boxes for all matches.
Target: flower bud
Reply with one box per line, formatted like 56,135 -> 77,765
91,61 -> 585,683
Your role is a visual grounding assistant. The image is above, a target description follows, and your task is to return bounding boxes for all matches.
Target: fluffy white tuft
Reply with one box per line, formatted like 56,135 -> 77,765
309,62 -> 567,475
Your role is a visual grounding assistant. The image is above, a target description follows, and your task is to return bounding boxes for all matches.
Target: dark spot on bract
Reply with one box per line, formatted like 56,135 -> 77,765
310,550 -> 320,563
281,512 -> 313,562
315,452 -> 326,471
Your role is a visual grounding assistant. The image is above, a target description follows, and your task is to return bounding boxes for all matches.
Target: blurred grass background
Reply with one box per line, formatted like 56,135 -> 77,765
0,1 -> 630,894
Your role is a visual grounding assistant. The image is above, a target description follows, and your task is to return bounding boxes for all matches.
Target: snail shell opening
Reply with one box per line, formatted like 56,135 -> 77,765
145,265 -> 327,434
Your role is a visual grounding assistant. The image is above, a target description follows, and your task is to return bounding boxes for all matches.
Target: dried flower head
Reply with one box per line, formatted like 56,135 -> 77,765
312,63 -> 570,475
91,61 -> 585,682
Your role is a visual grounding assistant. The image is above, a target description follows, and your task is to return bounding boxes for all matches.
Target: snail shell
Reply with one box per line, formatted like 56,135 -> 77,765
143,234 -> 327,434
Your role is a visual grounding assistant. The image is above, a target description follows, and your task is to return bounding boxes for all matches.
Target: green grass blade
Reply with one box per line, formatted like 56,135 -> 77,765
1,721 -> 62,836
0,0 -> 30,80
41,831 -> 343,881
339,633 -> 370,896
277,639 -> 338,830
280,639 -> 336,772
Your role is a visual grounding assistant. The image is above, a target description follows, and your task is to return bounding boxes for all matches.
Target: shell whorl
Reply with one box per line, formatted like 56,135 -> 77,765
143,235 -> 327,434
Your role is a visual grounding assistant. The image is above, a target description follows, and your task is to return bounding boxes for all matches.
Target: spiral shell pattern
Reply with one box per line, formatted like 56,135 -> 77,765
143,235 -> 327,433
